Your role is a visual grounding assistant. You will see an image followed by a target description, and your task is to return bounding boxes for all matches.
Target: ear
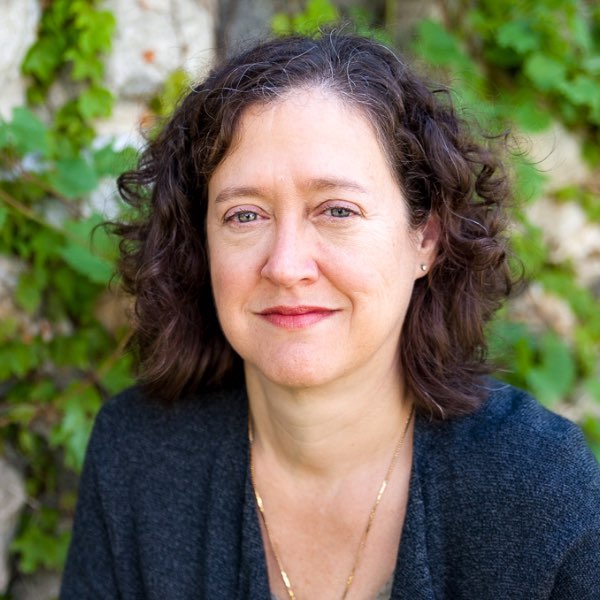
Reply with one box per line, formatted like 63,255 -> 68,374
414,215 -> 440,279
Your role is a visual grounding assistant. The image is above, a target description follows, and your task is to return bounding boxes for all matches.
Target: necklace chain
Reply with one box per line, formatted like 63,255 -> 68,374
248,405 -> 415,600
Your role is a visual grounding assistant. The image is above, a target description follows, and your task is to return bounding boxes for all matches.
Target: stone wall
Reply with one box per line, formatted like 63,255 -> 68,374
98,0 -> 217,141
0,0 -> 40,120
1,1 -> 598,597
1,2 -> 219,596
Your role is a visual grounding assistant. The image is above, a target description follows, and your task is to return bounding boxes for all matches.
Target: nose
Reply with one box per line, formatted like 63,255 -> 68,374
260,221 -> 319,287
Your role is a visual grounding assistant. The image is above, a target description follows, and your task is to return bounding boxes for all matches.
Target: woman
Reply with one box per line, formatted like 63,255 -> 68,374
60,32 -> 600,599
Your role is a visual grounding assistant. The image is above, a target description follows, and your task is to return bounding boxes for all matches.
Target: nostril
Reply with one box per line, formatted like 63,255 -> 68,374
260,233 -> 319,286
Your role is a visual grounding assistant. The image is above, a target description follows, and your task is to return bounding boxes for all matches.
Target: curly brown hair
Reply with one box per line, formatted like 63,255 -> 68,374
112,31 -> 513,419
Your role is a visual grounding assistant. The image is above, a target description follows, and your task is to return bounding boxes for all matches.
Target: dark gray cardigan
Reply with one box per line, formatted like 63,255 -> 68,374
60,382 -> 600,599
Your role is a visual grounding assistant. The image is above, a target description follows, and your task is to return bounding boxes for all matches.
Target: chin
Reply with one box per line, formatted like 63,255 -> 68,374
246,359 -> 339,390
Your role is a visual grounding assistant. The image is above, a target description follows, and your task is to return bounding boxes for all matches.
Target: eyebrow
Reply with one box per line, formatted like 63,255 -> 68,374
213,177 -> 369,204
214,185 -> 265,204
307,177 -> 369,195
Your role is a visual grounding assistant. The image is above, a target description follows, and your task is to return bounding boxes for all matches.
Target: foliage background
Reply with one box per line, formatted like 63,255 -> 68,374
0,0 -> 598,594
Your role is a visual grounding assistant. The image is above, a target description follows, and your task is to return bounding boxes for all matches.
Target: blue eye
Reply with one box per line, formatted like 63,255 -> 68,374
327,207 -> 353,218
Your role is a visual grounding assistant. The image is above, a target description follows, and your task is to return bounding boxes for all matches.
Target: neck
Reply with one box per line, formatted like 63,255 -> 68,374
245,363 -> 413,485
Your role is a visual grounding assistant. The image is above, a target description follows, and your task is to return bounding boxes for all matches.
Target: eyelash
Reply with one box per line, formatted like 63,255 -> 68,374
225,210 -> 259,223
223,203 -> 359,225
324,206 -> 355,218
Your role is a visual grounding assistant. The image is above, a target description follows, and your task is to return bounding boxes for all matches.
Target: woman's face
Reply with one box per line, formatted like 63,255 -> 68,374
206,88 -> 437,389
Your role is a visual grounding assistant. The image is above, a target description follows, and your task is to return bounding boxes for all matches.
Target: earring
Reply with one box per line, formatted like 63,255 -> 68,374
420,264 -> 427,272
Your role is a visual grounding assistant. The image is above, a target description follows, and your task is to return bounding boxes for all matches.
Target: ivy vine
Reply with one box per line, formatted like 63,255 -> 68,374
0,0 -> 599,592
0,0 -> 133,581
21,0 -> 116,153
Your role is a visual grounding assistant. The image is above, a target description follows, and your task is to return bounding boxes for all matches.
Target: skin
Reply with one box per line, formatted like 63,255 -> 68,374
206,87 -> 438,599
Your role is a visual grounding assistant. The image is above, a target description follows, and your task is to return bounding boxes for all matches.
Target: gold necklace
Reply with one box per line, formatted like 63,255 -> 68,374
248,405 -> 415,600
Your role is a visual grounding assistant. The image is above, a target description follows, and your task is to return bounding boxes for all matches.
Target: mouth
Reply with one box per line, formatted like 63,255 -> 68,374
258,305 -> 337,329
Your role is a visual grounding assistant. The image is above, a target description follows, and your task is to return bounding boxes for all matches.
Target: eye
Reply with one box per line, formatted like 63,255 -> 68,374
329,207 -> 352,218
323,205 -> 357,218
225,209 -> 260,223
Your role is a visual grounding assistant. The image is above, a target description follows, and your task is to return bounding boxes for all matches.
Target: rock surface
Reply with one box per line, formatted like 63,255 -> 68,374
528,197 -> 600,288
104,0 -> 215,98
0,0 -> 599,596
0,458 -> 26,593
0,0 -> 40,119
527,122 -> 591,191
10,570 -> 61,600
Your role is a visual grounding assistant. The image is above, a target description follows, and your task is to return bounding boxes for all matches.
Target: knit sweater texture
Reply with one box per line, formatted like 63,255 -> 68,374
60,381 -> 600,599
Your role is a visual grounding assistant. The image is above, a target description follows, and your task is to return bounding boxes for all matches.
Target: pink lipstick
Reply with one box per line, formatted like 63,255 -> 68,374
258,306 -> 336,329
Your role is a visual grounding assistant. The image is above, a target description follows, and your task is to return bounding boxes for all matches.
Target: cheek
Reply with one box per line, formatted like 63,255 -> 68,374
207,244 -> 233,314
341,244 -> 419,316
209,249 -> 258,324
210,263 -> 236,307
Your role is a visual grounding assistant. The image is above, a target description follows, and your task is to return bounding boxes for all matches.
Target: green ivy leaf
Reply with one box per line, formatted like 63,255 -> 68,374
525,333 -> 576,406
523,53 -> 567,92
502,87 -> 552,132
11,509 -> 71,573
49,156 -> 98,198
63,213 -> 115,255
15,267 -> 48,314
414,20 -> 476,75
77,86 -> 114,120
5,404 -> 37,426
496,20 -> 540,55
92,144 -> 137,178
30,228 -> 63,269
0,121 -> 10,150
539,271 -> 600,336
0,316 -> 18,342
573,327 -> 599,376
100,353 -> 134,395
560,75 -> 600,109
581,415 -> 600,462
8,107 -> 51,157
585,379 -> 600,403
50,386 -> 101,471
74,10 -> 115,53
21,37 -> 65,86
512,101 -> 552,132
512,157 -> 548,205
0,204 -> 7,229
67,49 -> 104,82
59,242 -> 113,285
59,214 -> 115,285
295,0 -> 339,33
513,335 -> 536,378
150,69 -> 190,118
272,13 -> 292,35
582,56 -> 600,74
569,13 -> 593,53
272,0 -> 338,36
0,342 -> 41,378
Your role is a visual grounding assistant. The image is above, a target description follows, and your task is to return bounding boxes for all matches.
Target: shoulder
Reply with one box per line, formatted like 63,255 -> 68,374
95,384 -> 247,432
414,381 -> 600,594
416,380 -> 600,541
419,381 -> 598,477
85,385 -> 248,477
65,386 -> 253,598
480,382 -> 593,470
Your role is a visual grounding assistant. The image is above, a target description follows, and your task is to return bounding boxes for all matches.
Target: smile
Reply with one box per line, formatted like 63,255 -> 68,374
258,306 -> 337,329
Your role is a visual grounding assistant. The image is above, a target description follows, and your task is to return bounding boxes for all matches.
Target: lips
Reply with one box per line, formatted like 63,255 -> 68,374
258,305 -> 337,329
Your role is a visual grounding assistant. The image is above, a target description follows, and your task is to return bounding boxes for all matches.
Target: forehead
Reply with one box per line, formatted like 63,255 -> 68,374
218,86 -> 394,174
207,87 -> 410,229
